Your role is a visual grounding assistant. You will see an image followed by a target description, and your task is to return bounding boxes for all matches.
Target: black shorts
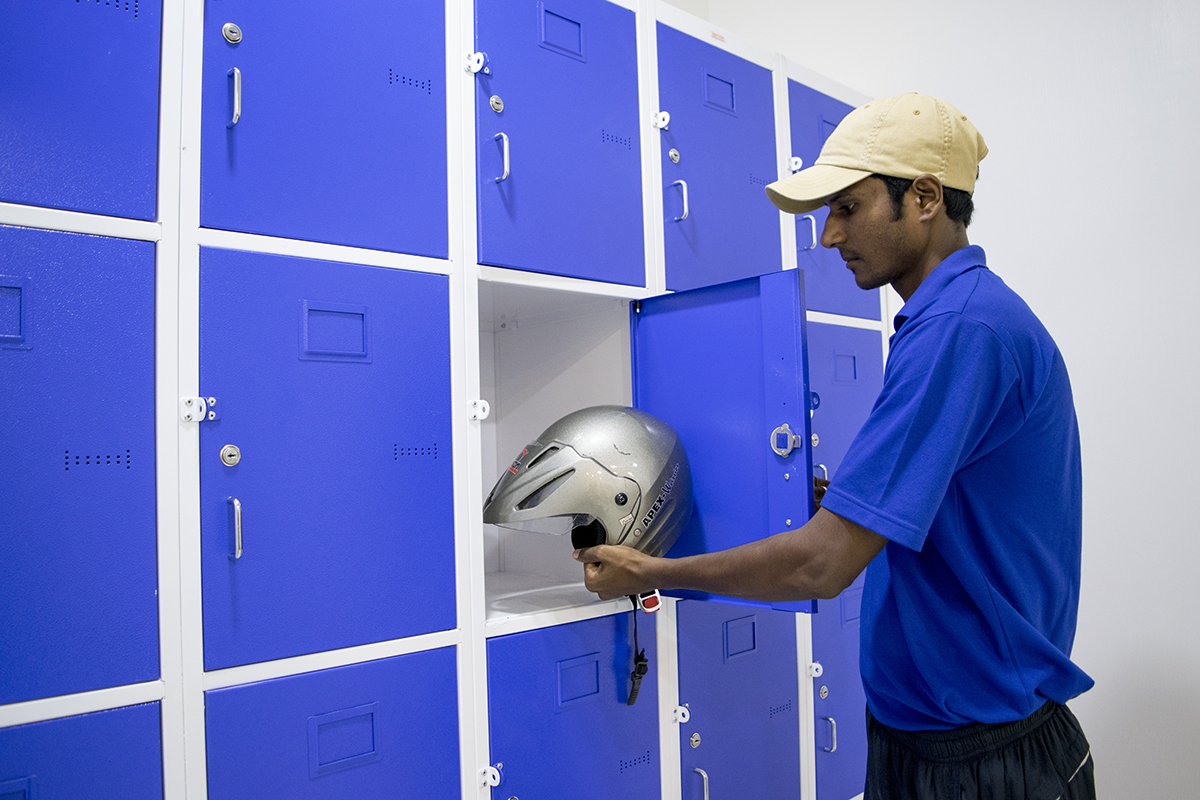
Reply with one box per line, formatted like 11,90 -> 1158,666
865,701 -> 1094,800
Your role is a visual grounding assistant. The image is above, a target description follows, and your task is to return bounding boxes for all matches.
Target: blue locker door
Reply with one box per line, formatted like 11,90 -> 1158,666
677,600 -> 800,799
487,614 -> 660,798
656,23 -> 781,291
788,82 -> 879,320
0,0 -> 161,220
632,269 -> 814,612
198,248 -> 455,670
806,322 -> 884,800
200,0 -> 447,258
205,648 -> 460,799
475,0 -> 645,286
0,703 -> 163,799
0,225 -> 158,705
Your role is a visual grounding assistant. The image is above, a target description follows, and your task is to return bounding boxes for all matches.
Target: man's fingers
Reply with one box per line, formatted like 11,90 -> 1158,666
573,546 -> 604,563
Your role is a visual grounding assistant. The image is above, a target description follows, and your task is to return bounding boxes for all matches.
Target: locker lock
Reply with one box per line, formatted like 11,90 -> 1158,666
220,444 -> 242,467
690,732 -> 702,749
490,95 -> 505,113
222,23 -> 243,44
770,423 -> 802,457
669,148 -> 681,163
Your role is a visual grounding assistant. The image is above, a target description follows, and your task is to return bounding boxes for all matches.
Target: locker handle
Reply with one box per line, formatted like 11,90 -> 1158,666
673,180 -> 689,221
494,132 -> 509,183
823,716 -> 837,752
694,767 -> 710,800
815,463 -> 828,481
228,497 -> 242,560
227,67 -> 241,128
801,214 -> 817,250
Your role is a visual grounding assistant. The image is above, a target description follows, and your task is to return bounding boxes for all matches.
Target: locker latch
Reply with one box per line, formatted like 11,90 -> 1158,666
466,51 -> 490,75
807,661 -> 824,678
652,110 -> 671,130
770,423 -> 802,457
180,396 -> 221,423
480,765 -> 502,787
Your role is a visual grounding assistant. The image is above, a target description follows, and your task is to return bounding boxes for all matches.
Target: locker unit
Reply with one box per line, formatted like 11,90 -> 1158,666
1,3 -> 883,797
677,600 -> 801,799
198,248 -> 455,670
806,322 -> 886,800
0,702 -> 163,799
787,81 -> 878,320
204,648 -> 460,799
486,613 -> 660,798
0,225 -> 158,705
474,0 -> 646,286
199,0 -> 448,257
656,22 -> 781,291
0,0 -> 162,220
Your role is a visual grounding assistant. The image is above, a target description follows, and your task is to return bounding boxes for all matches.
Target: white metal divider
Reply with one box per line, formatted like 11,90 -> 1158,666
655,595 -> 684,799
774,52 -> 800,275
797,611 -> 819,800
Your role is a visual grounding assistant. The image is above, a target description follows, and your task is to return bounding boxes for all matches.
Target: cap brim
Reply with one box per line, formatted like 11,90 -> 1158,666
765,164 -> 875,214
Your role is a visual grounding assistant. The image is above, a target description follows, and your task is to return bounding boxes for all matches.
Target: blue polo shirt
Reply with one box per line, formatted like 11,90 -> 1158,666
820,245 -> 1093,731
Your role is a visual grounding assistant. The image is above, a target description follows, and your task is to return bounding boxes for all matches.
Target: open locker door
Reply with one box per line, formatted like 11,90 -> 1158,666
632,268 -> 815,612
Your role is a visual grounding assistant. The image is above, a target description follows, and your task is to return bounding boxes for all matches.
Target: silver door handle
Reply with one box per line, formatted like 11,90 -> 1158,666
228,497 -> 242,560
494,132 -> 509,182
694,767 -> 709,800
801,214 -> 817,250
673,180 -> 689,221
227,68 -> 241,128
823,716 -> 837,752
816,464 -> 828,481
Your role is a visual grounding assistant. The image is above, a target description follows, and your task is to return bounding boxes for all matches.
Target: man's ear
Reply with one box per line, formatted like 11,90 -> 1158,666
910,174 -> 944,222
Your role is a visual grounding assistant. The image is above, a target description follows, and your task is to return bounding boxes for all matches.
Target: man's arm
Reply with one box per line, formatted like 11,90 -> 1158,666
573,507 -> 887,602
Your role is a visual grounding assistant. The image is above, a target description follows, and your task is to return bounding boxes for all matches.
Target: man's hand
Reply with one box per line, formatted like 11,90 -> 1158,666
814,475 -> 831,511
573,544 -> 659,600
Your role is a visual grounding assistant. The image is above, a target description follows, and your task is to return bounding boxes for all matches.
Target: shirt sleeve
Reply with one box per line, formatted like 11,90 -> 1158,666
819,312 -> 1022,551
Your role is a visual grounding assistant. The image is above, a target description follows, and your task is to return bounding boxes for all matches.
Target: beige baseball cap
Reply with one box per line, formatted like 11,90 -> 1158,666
765,92 -> 988,214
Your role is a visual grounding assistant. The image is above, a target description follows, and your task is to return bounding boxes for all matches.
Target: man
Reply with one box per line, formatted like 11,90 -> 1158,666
575,93 -> 1094,799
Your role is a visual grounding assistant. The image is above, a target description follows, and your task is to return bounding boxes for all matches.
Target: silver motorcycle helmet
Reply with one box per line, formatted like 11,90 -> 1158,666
483,405 -> 693,557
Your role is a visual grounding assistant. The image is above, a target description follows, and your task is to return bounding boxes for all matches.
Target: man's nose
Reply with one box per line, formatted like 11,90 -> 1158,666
820,214 -> 842,249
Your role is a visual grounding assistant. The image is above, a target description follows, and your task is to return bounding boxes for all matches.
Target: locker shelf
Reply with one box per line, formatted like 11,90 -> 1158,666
484,571 -> 631,636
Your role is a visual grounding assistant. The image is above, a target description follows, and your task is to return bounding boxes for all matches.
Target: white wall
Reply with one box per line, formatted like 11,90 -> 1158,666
669,0 -> 1200,795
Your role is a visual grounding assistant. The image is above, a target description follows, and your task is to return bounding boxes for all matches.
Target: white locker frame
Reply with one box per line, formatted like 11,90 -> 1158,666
0,3 -> 885,799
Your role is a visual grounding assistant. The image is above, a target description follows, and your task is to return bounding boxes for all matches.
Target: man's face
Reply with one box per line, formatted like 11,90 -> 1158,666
819,177 -> 923,292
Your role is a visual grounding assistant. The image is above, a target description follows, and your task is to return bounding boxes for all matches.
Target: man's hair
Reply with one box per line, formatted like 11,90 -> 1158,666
871,174 -> 975,228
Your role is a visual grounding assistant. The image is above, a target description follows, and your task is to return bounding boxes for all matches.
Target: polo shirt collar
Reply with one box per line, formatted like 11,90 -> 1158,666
892,245 -> 988,333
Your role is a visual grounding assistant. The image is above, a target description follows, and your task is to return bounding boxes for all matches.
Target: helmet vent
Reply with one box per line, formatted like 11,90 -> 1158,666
517,470 -> 573,510
525,445 -> 561,469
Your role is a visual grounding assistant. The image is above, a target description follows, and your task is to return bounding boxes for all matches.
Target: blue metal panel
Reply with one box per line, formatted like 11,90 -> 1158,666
205,648 -> 459,799
677,600 -> 800,799
0,703 -> 162,799
487,614 -> 660,798
0,1 -> 161,220
788,81 -> 880,320
200,0 -> 447,258
0,225 -> 158,705
475,0 -> 645,286
806,322 -> 884,800
198,248 -> 455,669
656,23 -> 781,291
632,270 -> 813,612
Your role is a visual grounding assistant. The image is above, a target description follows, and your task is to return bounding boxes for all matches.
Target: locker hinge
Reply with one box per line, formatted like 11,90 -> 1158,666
807,661 -> 824,678
652,110 -> 671,130
672,704 -> 691,724
180,396 -> 221,423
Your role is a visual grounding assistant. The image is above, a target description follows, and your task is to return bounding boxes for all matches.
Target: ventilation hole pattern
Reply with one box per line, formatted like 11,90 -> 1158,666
65,449 -> 131,471
388,69 -> 433,95
769,701 -> 794,718
619,749 -> 652,773
395,444 -> 438,460
750,173 -> 773,187
75,0 -> 139,19
601,129 -> 633,150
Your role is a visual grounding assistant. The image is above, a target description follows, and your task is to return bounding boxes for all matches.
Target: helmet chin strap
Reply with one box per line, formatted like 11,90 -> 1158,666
626,591 -> 661,705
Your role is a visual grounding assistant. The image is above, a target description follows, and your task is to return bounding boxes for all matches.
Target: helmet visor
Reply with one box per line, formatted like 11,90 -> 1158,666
490,513 -> 597,536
